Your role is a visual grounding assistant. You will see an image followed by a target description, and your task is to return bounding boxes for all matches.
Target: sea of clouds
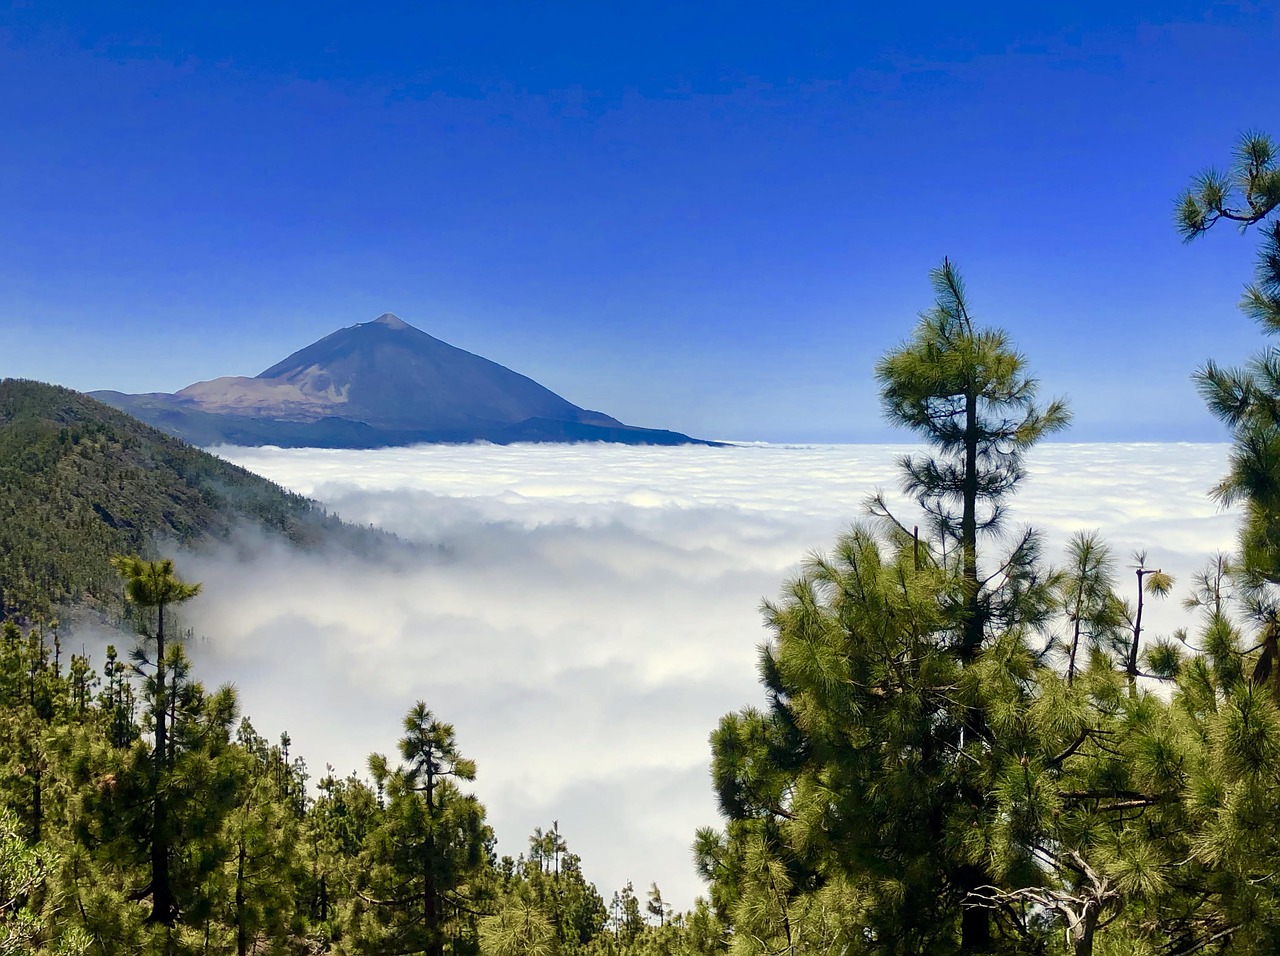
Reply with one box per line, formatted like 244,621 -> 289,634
165,442 -> 1236,908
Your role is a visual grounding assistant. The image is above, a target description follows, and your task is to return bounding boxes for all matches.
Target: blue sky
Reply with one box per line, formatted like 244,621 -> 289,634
2,1 -> 1278,442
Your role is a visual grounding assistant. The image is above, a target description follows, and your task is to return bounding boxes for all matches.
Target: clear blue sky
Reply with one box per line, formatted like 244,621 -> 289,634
2,1 -> 1277,442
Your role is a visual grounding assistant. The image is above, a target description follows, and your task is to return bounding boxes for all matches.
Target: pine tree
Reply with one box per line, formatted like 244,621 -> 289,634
109,555 -> 201,928
701,261 -> 1083,955
1179,133 -> 1280,594
506,824 -> 607,953
308,766 -> 380,945
1120,552 -> 1174,689
214,720 -> 308,956
645,883 -> 668,928
874,259 -> 1068,951
1055,531 -> 1126,685
100,643 -> 139,749
874,258 -> 1070,660
704,527 -> 966,952
348,702 -> 493,956
73,644 -> 244,953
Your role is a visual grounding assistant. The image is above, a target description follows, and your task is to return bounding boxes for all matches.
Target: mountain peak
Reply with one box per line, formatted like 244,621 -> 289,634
89,312 -> 715,447
369,312 -> 411,330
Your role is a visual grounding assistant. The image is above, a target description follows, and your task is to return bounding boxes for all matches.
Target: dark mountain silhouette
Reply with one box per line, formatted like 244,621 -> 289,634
92,313 -> 715,447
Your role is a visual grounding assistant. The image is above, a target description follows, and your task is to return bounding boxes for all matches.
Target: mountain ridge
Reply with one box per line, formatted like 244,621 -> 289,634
0,378 -> 387,619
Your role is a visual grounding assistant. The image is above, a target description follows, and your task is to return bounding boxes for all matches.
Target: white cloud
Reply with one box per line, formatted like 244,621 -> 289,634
160,442 -> 1238,908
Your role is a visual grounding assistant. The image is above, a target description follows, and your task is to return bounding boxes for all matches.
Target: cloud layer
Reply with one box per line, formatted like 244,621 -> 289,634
164,442 -> 1237,907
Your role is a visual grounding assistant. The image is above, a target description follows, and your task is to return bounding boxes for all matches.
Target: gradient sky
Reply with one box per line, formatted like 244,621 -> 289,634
2,2 -> 1279,442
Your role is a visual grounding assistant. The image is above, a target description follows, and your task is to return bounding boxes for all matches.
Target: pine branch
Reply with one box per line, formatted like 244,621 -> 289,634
1045,729 -> 1093,769
1162,924 -> 1239,956
1057,788 -> 1161,808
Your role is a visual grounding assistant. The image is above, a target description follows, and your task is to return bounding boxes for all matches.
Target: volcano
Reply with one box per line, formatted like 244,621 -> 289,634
92,314 -> 714,448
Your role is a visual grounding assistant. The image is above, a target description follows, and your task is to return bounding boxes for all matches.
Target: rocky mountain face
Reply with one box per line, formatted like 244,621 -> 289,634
91,314 -> 713,447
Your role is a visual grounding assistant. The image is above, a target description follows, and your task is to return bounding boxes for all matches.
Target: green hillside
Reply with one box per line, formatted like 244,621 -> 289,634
0,378 -> 343,619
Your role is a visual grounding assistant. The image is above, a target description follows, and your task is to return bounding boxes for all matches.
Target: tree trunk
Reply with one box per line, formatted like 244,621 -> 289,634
961,393 -> 982,661
425,870 -> 443,956
957,865 -> 992,953
1070,899 -> 1099,956
1251,621 -> 1280,693
236,840 -> 247,956
957,402 -> 990,948
421,777 -> 443,956
1126,570 -> 1146,691
1067,615 -> 1083,686
31,762 -> 41,843
150,599 -> 176,927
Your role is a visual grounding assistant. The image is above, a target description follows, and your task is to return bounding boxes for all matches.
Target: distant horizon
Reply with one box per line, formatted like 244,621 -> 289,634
9,299 -> 1238,444
2,360 -> 1236,444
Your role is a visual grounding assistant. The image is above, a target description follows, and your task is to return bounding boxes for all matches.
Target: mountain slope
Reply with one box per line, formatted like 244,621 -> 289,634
92,314 -> 714,448
0,379 -> 364,619
254,312 -> 621,430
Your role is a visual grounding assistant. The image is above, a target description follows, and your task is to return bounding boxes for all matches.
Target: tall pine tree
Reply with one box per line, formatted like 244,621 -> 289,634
874,258 -> 1070,660
109,555 -> 201,928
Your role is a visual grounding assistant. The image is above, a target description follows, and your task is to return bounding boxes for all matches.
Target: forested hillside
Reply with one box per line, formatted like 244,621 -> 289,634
0,379 -> 350,619
0,385 -> 703,955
